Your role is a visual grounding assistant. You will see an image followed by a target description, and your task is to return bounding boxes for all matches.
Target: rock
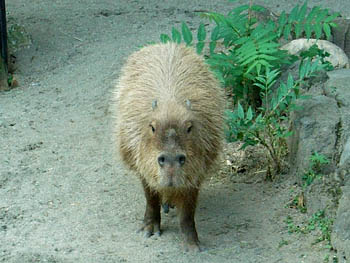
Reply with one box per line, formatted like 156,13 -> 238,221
339,138 -> 350,168
288,69 -> 350,261
331,183 -> 350,263
281,39 -> 350,68
289,69 -> 350,174
323,69 -> 350,262
288,94 -> 339,177
331,18 -> 350,59
324,69 -> 350,171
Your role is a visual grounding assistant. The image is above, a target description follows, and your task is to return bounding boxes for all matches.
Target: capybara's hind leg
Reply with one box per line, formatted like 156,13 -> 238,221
138,179 -> 161,237
176,188 -> 201,252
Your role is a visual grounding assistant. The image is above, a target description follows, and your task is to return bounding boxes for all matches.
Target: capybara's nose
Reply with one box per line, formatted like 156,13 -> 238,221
158,153 -> 186,167
158,154 -> 166,167
176,154 -> 186,166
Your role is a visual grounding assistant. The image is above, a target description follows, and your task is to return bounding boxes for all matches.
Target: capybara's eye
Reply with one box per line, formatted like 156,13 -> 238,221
185,121 -> 193,134
187,125 -> 192,134
150,124 -> 155,133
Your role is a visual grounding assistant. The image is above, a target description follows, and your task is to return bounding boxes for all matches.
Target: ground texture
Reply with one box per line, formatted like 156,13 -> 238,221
1,1 -> 350,262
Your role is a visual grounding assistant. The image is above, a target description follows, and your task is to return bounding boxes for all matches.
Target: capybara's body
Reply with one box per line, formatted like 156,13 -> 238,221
114,42 -> 224,250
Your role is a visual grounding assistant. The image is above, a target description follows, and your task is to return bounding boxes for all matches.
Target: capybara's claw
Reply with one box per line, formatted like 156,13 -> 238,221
137,222 -> 161,238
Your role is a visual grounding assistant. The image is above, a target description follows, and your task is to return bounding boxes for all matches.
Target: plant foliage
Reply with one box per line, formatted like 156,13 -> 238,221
286,209 -> 333,246
302,152 -> 330,187
160,1 -> 339,173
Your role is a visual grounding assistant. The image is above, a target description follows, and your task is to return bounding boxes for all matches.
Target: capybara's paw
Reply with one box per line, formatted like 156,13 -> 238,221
183,240 -> 203,252
137,222 -> 161,238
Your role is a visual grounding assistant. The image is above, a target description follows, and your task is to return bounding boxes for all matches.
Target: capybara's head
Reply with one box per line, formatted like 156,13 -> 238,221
115,43 -> 224,192
137,100 -> 204,190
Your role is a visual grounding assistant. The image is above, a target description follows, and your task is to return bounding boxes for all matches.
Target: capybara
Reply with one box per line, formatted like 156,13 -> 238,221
113,42 -> 224,251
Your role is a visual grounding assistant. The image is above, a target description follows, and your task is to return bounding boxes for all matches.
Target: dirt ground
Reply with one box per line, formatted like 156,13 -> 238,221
1,1 -> 350,262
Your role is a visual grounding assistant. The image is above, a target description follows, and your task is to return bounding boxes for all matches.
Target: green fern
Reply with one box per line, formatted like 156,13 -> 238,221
277,2 -> 339,40
226,57 -> 326,172
159,1 -> 339,173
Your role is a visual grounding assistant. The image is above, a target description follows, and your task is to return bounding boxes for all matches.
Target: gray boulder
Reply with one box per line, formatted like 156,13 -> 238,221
288,91 -> 339,178
288,68 -> 350,261
331,184 -> 350,263
332,18 -> 350,59
289,69 -> 350,175
324,69 -> 350,171
281,39 -> 350,68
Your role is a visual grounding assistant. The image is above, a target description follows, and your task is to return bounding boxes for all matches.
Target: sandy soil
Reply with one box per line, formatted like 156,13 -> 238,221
1,1 -> 350,262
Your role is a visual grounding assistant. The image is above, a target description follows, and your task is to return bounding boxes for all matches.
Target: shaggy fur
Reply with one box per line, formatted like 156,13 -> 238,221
113,42 -> 224,250
113,42 -> 224,193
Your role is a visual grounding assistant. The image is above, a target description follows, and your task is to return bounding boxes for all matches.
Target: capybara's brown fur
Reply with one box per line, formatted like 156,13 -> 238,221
113,42 -> 224,251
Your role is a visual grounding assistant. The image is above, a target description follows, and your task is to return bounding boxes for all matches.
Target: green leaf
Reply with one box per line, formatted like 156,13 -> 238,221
329,22 -> 338,28
299,62 -> 306,79
324,12 -> 340,23
279,130 -> 293,138
258,54 -> 279,61
231,5 -> 250,15
237,103 -> 244,119
295,22 -> 303,38
287,73 -> 294,88
255,113 -> 263,123
234,36 -> 249,45
314,23 -> 322,39
258,59 -> 272,68
254,83 -> 266,90
277,12 -> 287,37
297,2 -> 307,22
251,5 -> 267,12
278,11 -> 287,26
181,22 -> 193,45
304,23 -> 312,39
289,5 -> 299,22
211,26 -> 220,41
323,23 -> 331,40
209,41 -> 216,54
245,60 -> 260,74
246,106 -> 253,121
197,23 -> 206,42
196,42 -> 205,54
200,12 -> 221,24
172,27 -> 181,43
256,63 -> 262,75
306,6 -> 319,23
160,34 -> 171,43
283,24 -> 292,40
316,9 -> 329,23
240,54 -> 259,66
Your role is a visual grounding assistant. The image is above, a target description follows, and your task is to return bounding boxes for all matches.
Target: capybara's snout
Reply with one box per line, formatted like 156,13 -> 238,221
157,152 -> 186,168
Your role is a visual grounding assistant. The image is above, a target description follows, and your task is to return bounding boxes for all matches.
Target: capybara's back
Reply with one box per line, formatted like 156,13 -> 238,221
113,42 -> 224,251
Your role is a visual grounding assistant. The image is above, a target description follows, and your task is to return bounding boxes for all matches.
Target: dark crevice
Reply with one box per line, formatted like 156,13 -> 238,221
334,119 -> 343,165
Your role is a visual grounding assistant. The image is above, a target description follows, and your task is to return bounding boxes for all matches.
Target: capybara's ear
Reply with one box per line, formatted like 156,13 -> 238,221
149,121 -> 157,134
185,121 -> 193,134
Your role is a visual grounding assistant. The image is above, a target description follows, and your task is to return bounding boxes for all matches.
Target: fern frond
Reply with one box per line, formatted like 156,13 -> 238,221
277,2 -> 340,40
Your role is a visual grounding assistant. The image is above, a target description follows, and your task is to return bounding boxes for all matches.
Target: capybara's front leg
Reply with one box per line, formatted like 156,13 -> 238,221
138,179 -> 161,237
176,188 -> 201,252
